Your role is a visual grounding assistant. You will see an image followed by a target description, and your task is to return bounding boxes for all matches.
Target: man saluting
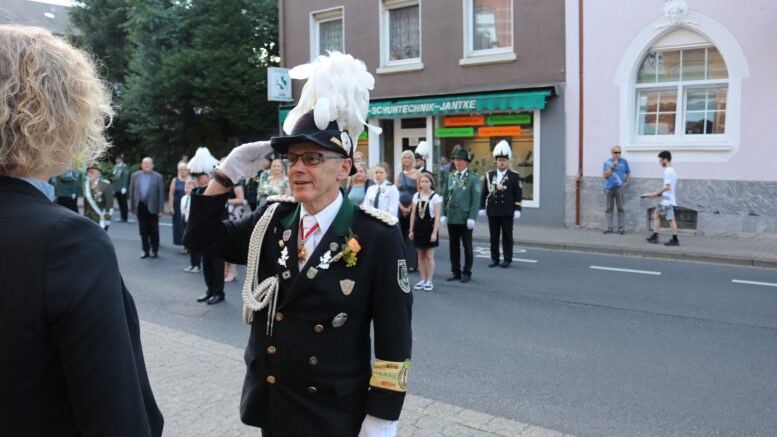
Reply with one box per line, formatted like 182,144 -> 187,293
184,52 -> 412,437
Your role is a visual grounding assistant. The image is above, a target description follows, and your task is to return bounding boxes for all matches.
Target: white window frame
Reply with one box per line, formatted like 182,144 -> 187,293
460,0 -> 516,66
309,7 -> 344,62
634,46 -> 729,142
377,0 -> 424,75
614,11 -> 749,160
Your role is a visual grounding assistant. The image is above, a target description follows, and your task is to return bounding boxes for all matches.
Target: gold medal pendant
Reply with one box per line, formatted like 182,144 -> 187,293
298,247 -> 307,263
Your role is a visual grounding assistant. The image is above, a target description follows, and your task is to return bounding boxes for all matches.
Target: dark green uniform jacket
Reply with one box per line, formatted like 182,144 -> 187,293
83,179 -> 114,224
112,162 -> 130,193
442,169 -> 480,224
184,192 -> 412,436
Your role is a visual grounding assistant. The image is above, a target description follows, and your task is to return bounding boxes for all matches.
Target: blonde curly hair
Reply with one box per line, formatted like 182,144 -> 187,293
0,25 -> 113,177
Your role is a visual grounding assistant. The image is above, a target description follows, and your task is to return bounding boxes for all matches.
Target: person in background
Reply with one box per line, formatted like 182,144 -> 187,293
112,153 -> 130,221
83,163 -> 113,230
345,161 -> 374,205
0,24 -> 163,436
441,148 -> 480,283
364,162 -> 399,217
223,156 -> 246,284
168,162 -> 189,253
180,179 -> 201,273
397,150 -> 420,272
177,154 -> 188,166
602,145 -> 630,235
257,158 -> 290,198
52,168 -> 81,212
479,140 -> 522,268
129,157 -> 165,259
253,153 -> 273,208
645,150 -> 679,246
409,172 -> 441,291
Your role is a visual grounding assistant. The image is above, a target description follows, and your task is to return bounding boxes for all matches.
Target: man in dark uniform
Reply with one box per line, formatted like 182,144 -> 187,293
184,53 -> 412,437
441,148 -> 480,283
479,140 -> 523,268
83,163 -> 114,230
112,153 -> 130,221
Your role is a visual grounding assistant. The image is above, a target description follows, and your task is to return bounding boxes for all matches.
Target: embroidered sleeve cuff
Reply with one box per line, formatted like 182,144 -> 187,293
369,359 -> 410,392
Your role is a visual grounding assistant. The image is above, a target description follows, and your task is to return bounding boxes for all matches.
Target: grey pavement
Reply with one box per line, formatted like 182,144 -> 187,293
450,219 -> 777,268
142,321 -> 573,437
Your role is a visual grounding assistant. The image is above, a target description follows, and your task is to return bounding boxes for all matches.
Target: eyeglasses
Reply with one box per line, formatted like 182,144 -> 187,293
613,151 -> 622,154
283,152 -> 346,167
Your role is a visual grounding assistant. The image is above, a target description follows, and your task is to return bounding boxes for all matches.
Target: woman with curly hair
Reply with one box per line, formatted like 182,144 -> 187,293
0,25 -> 163,436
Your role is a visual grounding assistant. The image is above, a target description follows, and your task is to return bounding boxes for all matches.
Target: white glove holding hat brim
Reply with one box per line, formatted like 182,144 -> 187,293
466,219 -> 475,230
217,140 -> 272,184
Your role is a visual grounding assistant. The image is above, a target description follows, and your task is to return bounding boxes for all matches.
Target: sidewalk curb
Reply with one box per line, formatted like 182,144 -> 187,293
460,236 -> 777,269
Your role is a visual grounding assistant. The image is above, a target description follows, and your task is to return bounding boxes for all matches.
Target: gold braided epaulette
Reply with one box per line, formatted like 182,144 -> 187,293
359,204 -> 398,226
265,194 -> 297,203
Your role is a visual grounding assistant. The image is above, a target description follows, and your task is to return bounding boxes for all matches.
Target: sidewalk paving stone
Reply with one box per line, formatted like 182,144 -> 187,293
141,321 -> 572,437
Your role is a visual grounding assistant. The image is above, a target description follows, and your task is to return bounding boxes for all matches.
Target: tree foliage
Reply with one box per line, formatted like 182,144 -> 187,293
69,0 -> 279,174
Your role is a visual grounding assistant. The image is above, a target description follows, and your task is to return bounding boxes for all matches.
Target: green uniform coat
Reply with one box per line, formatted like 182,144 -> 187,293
442,169 -> 480,224
112,162 -> 130,193
53,170 -> 81,199
83,179 -> 114,225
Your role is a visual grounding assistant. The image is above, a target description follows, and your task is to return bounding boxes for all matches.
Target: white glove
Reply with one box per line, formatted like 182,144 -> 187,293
217,140 -> 272,184
466,219 -> 475,230
478,209 -> 486,217
358,415 -> 397,437
121,187 -> 127,195
440,216 -> 447,225
514,210 -> 521,220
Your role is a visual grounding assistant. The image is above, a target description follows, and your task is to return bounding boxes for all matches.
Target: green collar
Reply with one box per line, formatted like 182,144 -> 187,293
279,191 -> 353,236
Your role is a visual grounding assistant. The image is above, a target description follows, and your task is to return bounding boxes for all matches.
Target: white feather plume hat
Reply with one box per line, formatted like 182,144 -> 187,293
272,52 -> 382,175
414,140 -> 431,161
492,139 -> 512,160
188,147 -> 220,175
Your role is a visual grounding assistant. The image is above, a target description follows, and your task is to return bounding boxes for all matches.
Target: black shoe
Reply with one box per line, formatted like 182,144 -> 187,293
618,229 -> 625,235
500,261 -> 511,268
603,229 -> 613,234
646,235 -> 659,244
664,239 -> 679,247
460,275 -> 471,283
206,294 -> 225,305
197,293 -> 212,303
150,251 -> 158,258
446,274 -> 462,281
139,252 -> 150,259
488,261 -> 499,268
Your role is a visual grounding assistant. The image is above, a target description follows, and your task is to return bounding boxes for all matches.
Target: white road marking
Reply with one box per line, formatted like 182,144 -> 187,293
590,265 -> 661,275
475,255 -> 537,263
732,279 -> 777,288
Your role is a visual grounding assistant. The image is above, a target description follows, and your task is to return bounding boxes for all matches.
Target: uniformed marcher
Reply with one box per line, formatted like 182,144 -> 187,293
478,140 -> 522,268
441,148 -> 480,283
112,153 -> 130,221
184,52 -> 412,437
83,163 -> 113,230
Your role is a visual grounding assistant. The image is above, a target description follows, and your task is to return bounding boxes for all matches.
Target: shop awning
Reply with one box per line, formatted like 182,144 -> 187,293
279,89 -> 551,124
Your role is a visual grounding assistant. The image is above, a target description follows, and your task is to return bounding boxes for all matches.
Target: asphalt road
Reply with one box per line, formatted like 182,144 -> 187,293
111,219 -> 777,437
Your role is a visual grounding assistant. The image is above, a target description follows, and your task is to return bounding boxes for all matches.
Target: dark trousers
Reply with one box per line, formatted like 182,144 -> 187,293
488,216 -> 514,263
56,197 -> 78,213
115,191 -> 129,221
189,250 -> 202,268
399,210 -> 417,269
137,202 -> 159,254
202,256 -> 224,297
447,224 -> 473,276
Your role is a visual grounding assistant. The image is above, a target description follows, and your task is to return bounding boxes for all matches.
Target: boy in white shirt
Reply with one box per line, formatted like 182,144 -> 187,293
644,151 -> 679,246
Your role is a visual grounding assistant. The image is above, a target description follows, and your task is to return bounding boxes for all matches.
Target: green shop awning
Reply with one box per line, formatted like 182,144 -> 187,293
279,89 -> 551,124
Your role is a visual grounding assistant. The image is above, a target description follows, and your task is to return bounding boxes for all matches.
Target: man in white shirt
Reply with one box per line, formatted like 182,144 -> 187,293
645,150 -> 679,246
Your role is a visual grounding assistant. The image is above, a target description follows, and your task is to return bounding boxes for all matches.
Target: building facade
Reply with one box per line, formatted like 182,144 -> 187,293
565,0 -> 777,236
279,0 -> 567,226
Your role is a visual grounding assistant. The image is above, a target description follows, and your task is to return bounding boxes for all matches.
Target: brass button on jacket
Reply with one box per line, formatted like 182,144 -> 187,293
308,356 -> 318,366
313,324 -> 324,333
307,386 -> 317,394
266,375 -> 276,384
274,312 -> 284,322
267,346 -> 277,355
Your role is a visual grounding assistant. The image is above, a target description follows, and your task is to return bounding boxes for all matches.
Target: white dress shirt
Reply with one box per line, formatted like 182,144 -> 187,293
364,181 -> 399,218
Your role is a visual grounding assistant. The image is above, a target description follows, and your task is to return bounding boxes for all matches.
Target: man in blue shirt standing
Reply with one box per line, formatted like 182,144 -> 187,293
602,146 -> 630,234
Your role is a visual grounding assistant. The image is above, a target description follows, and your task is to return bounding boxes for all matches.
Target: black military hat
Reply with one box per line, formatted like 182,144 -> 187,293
115,153 -> 124,159
271,110 -> 356,175
451,148 -> 470,162
86,163 -> 101,172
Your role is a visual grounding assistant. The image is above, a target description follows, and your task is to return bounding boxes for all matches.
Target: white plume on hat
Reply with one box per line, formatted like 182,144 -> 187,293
415,140 -> 431,160
492,140 -> 512,160
283,51 -> 382,144
188,147 -> 220,174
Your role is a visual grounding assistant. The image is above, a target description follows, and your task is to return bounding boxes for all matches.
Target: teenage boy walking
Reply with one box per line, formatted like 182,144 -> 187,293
644,151 -> 679,246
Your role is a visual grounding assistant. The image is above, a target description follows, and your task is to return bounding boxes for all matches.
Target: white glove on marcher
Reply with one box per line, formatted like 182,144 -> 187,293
514,210 -> 521,220
358,415 -> 397,437
217,140 -> 272,184
466,219 -> 475,230
478,209 -> 486,217
121,187 -> 127,195
440,216 -> 447,226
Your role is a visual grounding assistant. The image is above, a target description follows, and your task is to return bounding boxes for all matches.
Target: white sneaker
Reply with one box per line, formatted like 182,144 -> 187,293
413,280 -> 425,290
183,266 -> 193,273
423,281 -> 434,291
190,266 -> 201,273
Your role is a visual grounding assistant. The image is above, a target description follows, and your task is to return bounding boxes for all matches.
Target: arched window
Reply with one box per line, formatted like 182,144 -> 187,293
636,41 -> 728,137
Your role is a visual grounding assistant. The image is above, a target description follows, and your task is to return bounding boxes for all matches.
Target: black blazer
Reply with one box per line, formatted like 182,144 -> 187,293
185,192 -> 412,436
480,169 -> 523,217
0,176 -> 163,437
